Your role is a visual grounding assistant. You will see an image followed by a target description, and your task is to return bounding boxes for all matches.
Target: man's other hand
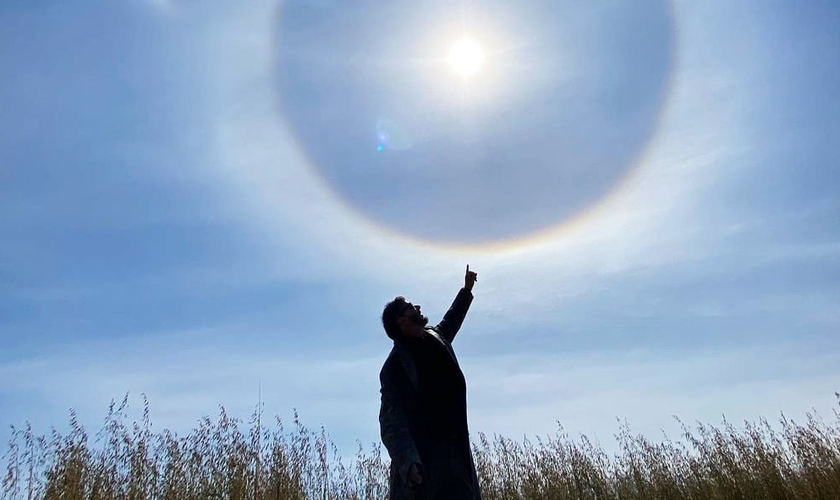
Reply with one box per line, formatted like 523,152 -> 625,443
409,462 -> 423,487
465,265 -> 478,292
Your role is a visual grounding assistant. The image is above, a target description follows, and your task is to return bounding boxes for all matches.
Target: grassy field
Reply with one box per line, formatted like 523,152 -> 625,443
3,394 -> 839,500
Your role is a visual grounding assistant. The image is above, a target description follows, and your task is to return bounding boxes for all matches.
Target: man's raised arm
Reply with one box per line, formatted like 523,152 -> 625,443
436,265 -> 478,343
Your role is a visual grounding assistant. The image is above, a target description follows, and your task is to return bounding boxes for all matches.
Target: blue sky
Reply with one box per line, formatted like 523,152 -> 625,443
1,0 -> 838,459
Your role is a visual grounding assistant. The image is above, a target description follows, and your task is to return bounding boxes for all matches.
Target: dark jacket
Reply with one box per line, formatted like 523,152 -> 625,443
379,288 -> 482,500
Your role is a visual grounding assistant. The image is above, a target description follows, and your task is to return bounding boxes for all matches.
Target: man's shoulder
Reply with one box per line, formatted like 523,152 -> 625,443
380,345 -> 401,374
425,327 -> 449,345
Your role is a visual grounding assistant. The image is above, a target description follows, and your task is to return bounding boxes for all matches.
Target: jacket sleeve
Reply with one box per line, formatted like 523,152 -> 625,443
435,287 -> 474,343
379,361 -> 421,483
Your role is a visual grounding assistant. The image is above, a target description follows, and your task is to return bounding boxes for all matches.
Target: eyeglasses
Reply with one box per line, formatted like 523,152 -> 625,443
400,302 -> 415,316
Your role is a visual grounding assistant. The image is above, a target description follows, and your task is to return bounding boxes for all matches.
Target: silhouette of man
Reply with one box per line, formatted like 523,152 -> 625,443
379,265 -> 482,500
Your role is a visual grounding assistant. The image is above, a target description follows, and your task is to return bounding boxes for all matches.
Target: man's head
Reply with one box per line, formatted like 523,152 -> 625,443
382,296 -> 428,340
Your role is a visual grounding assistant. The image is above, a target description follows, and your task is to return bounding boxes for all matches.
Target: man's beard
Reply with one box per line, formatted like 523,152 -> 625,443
414,315 -> 429,327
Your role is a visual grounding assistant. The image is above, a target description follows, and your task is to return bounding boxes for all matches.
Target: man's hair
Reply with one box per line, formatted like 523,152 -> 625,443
381,296 -> 408,340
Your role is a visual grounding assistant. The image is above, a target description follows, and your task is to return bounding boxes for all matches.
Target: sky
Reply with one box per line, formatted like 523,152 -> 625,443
1,0 -> 839,461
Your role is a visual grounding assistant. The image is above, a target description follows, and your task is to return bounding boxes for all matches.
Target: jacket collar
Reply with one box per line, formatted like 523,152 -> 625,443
392,328 -> 457,392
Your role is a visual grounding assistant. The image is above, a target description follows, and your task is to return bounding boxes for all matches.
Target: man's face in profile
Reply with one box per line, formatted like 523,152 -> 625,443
400,301 -> 428,329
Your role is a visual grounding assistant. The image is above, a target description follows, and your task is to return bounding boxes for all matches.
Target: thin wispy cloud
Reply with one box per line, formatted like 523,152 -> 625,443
3,319 -> 836,459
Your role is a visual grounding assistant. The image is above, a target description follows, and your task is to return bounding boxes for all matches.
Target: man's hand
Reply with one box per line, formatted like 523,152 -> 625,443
465,264 -> 478,292
408,462 -> 423,487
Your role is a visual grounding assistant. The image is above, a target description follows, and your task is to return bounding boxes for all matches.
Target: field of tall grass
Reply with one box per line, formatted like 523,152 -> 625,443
3,394 -> 839,500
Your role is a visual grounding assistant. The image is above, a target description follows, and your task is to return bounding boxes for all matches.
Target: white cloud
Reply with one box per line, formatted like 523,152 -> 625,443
4,331 -> 837,461
462,346 -> 840,454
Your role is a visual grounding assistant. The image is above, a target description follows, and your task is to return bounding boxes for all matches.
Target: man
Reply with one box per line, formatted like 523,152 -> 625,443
378,265 -> 482,500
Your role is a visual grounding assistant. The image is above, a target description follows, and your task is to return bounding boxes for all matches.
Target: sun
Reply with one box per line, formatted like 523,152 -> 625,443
446,38 -> 485,77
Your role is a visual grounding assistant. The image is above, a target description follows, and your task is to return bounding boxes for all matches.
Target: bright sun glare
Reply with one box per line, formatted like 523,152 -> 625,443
447,38 -> 485,77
